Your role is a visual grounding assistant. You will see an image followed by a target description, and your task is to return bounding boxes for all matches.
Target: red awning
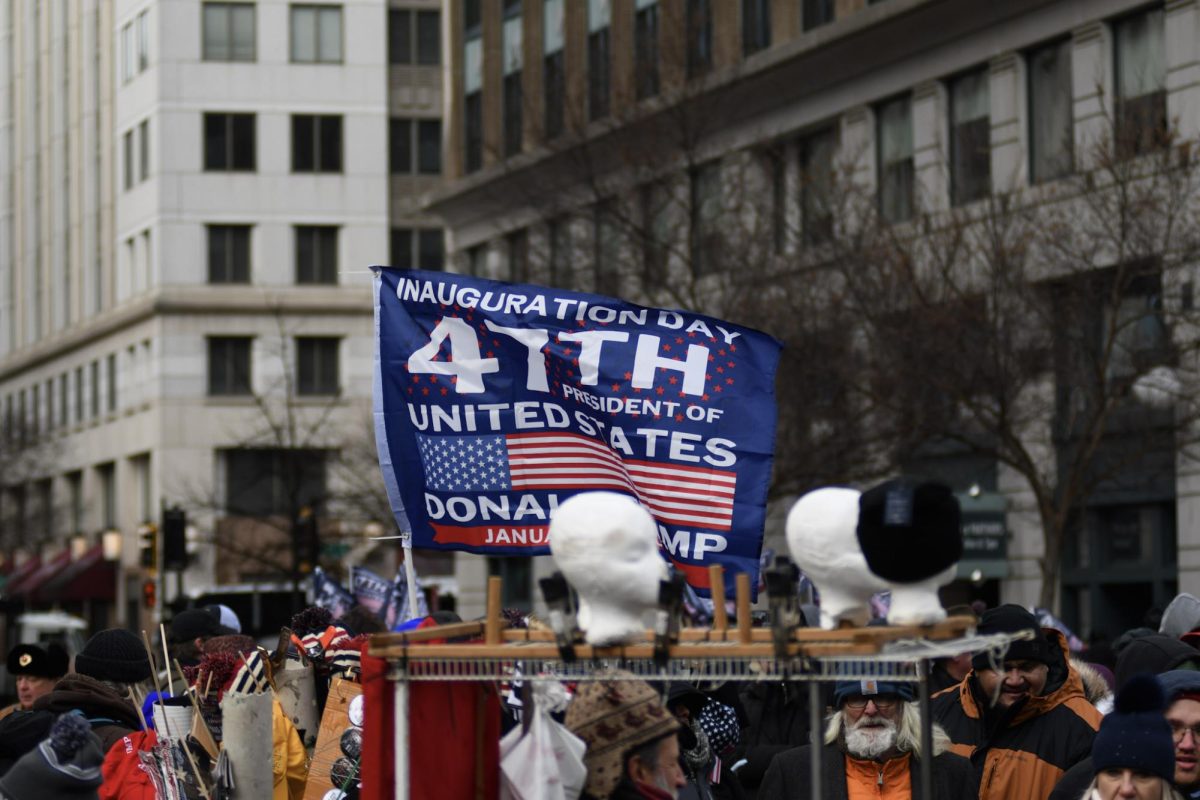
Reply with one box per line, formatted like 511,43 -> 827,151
40,544 -> 116,603
3,556 -> 44,598
9,551 -> 71,601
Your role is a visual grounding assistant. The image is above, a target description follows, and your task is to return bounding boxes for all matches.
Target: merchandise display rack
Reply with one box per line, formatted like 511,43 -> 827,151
368,570 -> 1026,800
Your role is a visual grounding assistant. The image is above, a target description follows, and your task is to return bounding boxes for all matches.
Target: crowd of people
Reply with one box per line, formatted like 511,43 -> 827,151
3,595 -> 1200,799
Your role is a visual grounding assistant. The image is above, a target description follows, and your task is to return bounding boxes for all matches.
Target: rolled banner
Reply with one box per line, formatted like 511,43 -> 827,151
220,690 -> 275,800
152,702 -> 194,743
276,658 -> 320,748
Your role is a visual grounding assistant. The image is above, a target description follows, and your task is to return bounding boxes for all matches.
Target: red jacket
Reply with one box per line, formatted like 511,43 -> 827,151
100,730 -> 159,800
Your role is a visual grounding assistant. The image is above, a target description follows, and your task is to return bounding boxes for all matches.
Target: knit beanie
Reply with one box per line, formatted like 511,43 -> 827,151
73,629 -> 151,685
0,713 -> 104,800
832,679 -> 915,708
971,605 -> 1050,669
855,478 -> 962,583
1092,674 -> 1175,782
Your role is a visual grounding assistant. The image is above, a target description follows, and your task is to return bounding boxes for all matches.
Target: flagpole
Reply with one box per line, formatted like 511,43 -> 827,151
403,540 -> 419,621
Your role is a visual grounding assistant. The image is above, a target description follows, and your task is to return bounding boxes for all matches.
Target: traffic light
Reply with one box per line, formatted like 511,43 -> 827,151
142,579 -> 156,609
138,523 -> 158,570
162,507 -> 188,570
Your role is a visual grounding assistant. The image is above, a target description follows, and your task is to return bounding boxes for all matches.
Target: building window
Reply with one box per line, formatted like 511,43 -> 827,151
687,0 -> 712,78
202,2 -> 256,61
98,463 -> 116,529
876,95 -> 914,223
634,1 -> 659,100
543,0 -> 565,138
641,183 -> 670,291
224,448 -> 327,516
123,130 -> 135,190
1027,39 -> 1073,184
507,229 -> 529,282
503,1 -> 523,157
742,0 -> 770,55
546,216 -> 570,288
390,118 -> 442,175
67,472 -> 82,535
802,0 -> 835,31
587,0 -> 610,121
466,244 -> 486,277
463,5 -> 483,173
690,163 -> 722,276
949,68 -> 991,206
295,225 -> 338,284
290,4 -> 342,63
74,367 -> 83,423
1114,9 -> 1166,158
139,119 -> 150,182
43,380 -> 53,433
208,336 -> 252,396
388,9 -> 440,65
121,11 -> 149,83
208,225 -> 251,283
30,384 -> 39,438
593,202 -> 619,296
90,361 -> 100,418
292,114 -> 343,173
58,374 -> 67,428
800,127 -> 837,244
107,354 -> 117,413
391,227 -> 444,270
203,113 -> 256,171
297,338 -> 340,396
1106,272 -> 1169,382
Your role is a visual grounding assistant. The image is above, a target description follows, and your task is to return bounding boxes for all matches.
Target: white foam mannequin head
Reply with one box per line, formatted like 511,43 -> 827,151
885,564 -> 956,626
785,487 -> 887,629
549,491 -> 668,645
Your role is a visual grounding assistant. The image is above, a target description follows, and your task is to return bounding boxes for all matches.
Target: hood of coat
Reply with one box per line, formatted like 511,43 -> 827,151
960,629 -> 1090,725
32,674 -> 141,731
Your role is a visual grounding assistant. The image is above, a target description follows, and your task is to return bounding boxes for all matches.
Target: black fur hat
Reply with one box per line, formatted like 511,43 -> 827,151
856,478 -> 963,584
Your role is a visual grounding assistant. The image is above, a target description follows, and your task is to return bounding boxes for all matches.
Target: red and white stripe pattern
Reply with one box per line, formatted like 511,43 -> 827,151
504,432 -> 736,530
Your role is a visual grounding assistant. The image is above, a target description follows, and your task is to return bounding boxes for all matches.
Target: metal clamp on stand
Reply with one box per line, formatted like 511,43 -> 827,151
538,572 -> 579,663
654,570 -> 686,668
765,556 -> 801,659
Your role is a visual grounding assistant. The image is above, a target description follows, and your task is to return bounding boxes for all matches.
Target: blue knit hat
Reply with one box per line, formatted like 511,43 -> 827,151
1092,674 -> 1175,781
833,679 -> 915,708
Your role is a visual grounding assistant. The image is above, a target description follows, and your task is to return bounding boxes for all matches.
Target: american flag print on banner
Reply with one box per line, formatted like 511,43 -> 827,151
417,431 -> 737,530
372,267 -> 782,598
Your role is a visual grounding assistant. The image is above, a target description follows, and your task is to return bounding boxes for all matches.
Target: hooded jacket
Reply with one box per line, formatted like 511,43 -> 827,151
1114,635 -> 1200,689
33,675 -> 142,753
931,628 -> 1102,800
758,741 -> 975,800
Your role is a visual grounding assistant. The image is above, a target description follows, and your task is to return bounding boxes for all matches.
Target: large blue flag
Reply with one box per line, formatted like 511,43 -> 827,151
372,268 -> 781,597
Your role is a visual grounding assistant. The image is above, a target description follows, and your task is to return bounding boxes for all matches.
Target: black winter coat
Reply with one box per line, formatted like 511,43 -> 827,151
758,742 -> 976,800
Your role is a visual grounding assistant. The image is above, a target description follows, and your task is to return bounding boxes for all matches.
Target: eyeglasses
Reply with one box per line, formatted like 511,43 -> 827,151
843,696 -> 900,710
1170,721 -> 1200,743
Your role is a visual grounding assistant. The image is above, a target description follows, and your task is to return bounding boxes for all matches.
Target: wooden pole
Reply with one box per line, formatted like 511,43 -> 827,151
708,565 -> 728,632
485,575 -> 503,645
736,573 -> 752,644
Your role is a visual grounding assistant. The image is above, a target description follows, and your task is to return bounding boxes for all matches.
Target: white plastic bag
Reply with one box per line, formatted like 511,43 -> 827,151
500,682 -> 586,800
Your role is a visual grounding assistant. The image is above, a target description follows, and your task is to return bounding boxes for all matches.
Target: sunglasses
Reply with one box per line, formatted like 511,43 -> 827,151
843,695 -> 901,710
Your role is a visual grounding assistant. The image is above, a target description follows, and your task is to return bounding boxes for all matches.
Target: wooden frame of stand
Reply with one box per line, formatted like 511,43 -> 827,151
367,566 -> 997,800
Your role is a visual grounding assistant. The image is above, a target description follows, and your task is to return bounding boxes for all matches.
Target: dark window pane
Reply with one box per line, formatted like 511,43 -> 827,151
742,0 -> 770,54
876,96 -> 913,222
416,11 -> 440,65
418,120 -> 441,174
1114,9 -> 1166,158
588,29 -> 610,120
292,115 -> 314,171
232,113 -> 255,169
389,9 -> 412,64
463,0 -> 481,32
465,92 -> 482,172
298,338 -> 339,395
419,229 -> 444,270
208,337 -> 252,395
635,5 -> 659,100
390,118 -> 412,173
687,0 -> 712,77
504,73 -> 522,156
507,230 -> 528,282
225,448 -> 327,516
204,113 -> 226,169
1028,39 -> 1073,183
544,52 -> 564,138
208,225 -> 251,283
391,228 -> 414,268
296,226 -> 338,284
800,127 -> 837,244
802,0 -> 834,30
319,115 -> 342,171
950,69 -> 990,206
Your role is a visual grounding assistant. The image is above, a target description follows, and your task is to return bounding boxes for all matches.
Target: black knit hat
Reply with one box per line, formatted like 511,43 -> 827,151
856,478 -> 962,583
1092,674 -> 1175,782
169,608 -> 230,643
971,605 -> 1050,669
0,713 -> 104,799
73,629 -> 151,685
7,643 -> 69,679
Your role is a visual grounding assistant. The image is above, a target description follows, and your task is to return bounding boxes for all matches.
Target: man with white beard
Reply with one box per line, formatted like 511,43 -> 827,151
758,680 -> 975,800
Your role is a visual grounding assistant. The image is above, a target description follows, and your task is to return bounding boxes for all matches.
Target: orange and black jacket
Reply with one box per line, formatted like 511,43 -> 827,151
930,629 -> 1102,800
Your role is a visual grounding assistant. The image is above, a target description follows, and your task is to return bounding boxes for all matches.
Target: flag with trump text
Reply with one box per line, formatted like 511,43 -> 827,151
372,267 -> 781,597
